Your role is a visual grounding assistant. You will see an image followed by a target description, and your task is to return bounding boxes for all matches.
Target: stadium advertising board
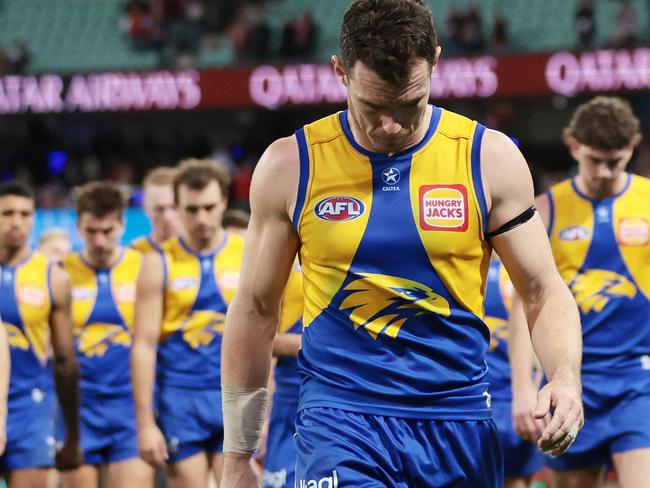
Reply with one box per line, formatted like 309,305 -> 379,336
1,48 -> 648,114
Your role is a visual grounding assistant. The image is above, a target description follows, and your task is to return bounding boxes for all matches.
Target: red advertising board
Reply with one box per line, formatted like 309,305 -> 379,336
0,48 -> 648,114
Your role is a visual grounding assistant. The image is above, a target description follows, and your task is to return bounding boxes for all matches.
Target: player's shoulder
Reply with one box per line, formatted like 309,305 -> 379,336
129,236 -> 152,254
629,173 -> 650,192
123,246 -> 144,265
435,108 -> 476,140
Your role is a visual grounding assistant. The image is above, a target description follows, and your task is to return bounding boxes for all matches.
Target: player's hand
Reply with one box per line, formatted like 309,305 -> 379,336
512,379 -> 546,442
222,453 -> 261,488
137,423 -> 168,467
56,437 -> 83,471
534,379 -> 583,456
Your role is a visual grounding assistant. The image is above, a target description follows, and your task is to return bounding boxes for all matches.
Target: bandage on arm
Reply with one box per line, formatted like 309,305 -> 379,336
222,385 -> 269,455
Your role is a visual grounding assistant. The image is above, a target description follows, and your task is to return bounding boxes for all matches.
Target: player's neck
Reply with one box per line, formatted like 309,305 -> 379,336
575,173 -> 628,200
82,247 -> 122,269
183,228 -> 224,255
151,229 -> 170,246
0,244 -> 31,267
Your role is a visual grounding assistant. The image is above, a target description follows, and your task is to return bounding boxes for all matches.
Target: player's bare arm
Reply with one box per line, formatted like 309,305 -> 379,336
221,136 -> 300,488
483,129 -> 584,456
0,322 -> 8,456
273,333 -> 301,357
131,250 -> 168,467
50,264 -> 83,471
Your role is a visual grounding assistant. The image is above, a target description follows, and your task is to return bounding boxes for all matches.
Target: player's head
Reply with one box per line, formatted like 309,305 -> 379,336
0,181 -> 35,254
564,97 -> 641,192
38,228 -> 72,263
75,181 -> 127,267
223,209 -> 250,238
174,159 -> 230,246
333,0 -> 440,154
142,166 -> 180,242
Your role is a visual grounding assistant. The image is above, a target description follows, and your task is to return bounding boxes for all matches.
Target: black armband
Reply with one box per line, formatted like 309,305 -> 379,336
486,206 -> 537,238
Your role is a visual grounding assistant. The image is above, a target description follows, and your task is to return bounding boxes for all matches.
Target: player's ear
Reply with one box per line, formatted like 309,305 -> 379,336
331,56 -> 348,87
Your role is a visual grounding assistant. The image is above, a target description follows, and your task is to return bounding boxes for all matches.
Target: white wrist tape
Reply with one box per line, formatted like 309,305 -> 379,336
222,385 -> 269,455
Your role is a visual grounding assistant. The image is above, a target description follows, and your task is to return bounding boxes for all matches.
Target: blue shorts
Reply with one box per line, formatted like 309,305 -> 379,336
295,407 -> 503,487
0,388 -> 56,471
546,373 -> 650,471
263,400 -> 298,488
79,392 -> 140,465
157,387 -> 223,464
492,400 -> 542,478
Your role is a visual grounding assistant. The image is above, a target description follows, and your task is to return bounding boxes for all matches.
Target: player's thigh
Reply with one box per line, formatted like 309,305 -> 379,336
106,457 -> 154,488
504,476 -> 533,488
209,452 -> 223,486
6,468 -> 49,488
167,452 -> 209,488
59,465 -> 99,488
612,448 -> 650,488
550,467 -> 604,488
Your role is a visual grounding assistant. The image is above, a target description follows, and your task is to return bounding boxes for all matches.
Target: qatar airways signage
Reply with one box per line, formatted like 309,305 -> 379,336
249,56 -> 498,109
545,48 -> 650,96
0,70 -> 201,114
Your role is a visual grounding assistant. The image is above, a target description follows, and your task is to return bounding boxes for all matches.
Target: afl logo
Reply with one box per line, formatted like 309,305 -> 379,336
315,196 -> 365,221
559,225 -> 590,242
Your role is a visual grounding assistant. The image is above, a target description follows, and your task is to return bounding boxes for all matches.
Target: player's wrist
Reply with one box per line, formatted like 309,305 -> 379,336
222,385 -> 268,455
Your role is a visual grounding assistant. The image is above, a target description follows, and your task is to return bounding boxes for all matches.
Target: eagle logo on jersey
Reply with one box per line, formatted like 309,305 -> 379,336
5,322 -> 49,363
485,317 -> 508,352
78,323 -> 131,357
181,311 -> 226,348
569,269 -> 637,314
339,273 -> 450,339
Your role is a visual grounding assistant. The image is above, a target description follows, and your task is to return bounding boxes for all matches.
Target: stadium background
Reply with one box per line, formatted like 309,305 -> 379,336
0,0 -> 649,486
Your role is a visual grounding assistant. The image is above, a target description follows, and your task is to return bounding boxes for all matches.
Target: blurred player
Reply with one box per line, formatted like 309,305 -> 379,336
61,182 -> 153,488
132,160 -> 243,488
484,256 -> 541,488
511,97 -> 649,488
262,263 -> 303,488
130,167 -> 180,254
0,321 -> 8,457
221,1 -> 584,486
0,181 -> 82,487
38,229 -> 72,263
222,209 -> 250,239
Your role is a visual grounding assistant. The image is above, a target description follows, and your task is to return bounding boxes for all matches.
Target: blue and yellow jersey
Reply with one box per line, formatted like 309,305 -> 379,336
548,174 -> 650,375
63,248 -> 142,396
158,234 -> 244,389
0,252 -> 53,397
273,262 -> 304,403
292,107 -> 493,419
484,259 -> 514,401
129,235 -> 161,255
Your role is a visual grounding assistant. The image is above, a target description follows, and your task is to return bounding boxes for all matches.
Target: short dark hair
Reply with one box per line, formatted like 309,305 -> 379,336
564,97 -> 642,150
340,0 -> 438,86
0,180 -> 35,201
75,181 -> 127,219
174,159 -> 231,203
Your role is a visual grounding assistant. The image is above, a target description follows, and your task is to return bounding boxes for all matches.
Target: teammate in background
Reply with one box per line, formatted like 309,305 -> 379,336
61,182 -> 153,488
221,1 -> 584,486
130,167 -> 180,254
0,181 -> 81,487
222,209 -> 250,239
510,97 -> 649,488
484,256 -> 542,488
0,322 -> 8,457
132,160 -> 243,488
38,229 -> 72,264
262,263 -> 303,488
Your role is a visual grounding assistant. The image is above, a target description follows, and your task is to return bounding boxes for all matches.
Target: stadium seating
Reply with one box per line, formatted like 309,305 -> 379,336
0,0 -> 648,73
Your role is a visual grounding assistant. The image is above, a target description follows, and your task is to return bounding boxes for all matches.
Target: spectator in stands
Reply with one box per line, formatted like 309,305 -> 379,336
460,3 -> 484,53
121,1 -> 160,51
279,18 -> 298,57
294,11 -> 317,58
245,17 -> 272,60
490,11 -> 509,53
4,41 -> 30,74
576,0 -> 595,48
609,0 -> 638,48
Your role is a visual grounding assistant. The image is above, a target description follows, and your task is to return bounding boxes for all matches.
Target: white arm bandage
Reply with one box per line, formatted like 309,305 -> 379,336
222,385 -> 269,455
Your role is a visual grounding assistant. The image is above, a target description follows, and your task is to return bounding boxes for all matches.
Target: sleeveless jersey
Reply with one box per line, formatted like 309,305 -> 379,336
273,262 -> 304,403
159,234 -> 243,389
0,252 -> 53,397
64,248 -> 142,396
547,174 -> 650,375
293,106 -> 493,419
484,260 -> 514,401
130,235 -> 160,254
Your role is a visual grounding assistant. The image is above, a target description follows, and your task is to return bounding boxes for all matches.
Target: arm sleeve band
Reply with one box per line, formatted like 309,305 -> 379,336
222,385 -> 269,455
486,206 -> 537,238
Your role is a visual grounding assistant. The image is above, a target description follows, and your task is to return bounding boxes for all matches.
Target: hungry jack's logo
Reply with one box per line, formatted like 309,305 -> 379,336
419,184 -> 468,231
